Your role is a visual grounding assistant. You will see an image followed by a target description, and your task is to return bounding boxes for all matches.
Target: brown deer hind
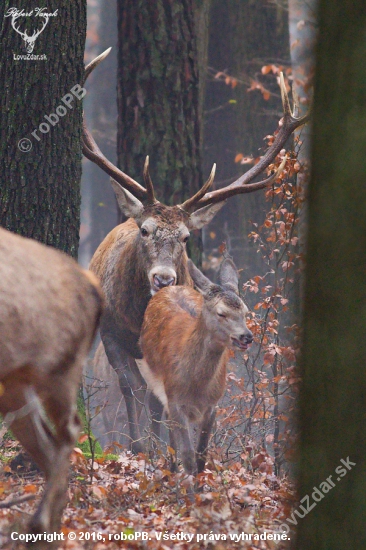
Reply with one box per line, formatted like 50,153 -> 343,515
139,257 -> 252,475
0,228 -> 103,545
83,49 -> 309,454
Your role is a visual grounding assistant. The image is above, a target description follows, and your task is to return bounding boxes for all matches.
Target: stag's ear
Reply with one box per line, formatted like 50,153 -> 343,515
187,259 -> 214,294
187,201 -> 226,230
219,257 -> 239,295
110,178 -> 144,219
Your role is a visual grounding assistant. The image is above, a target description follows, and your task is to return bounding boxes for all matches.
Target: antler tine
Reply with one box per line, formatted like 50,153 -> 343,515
179,164 -> 216,212
143,156 -> 157,204
82,121 -> 147,200
280,72 -> 292,118
83,48 -> 148,201
192,74 -> 310,209
292,86 -> 300,119
84,47 -> 112,84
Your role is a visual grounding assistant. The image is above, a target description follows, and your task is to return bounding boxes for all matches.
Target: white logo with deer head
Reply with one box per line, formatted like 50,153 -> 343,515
5,8 -> 58,54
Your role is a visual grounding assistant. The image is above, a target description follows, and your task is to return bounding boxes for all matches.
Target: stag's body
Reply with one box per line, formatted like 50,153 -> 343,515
90,205 -> 206,453
139,259 -> 253,475
90,215 -> 192,359
0,228 -> 103,543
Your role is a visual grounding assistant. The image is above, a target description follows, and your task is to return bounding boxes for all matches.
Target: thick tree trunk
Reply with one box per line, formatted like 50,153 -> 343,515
295,2 -> 366,548
194,0 -> 211,152
116,0 -> 204,262
0,0 -> 86,258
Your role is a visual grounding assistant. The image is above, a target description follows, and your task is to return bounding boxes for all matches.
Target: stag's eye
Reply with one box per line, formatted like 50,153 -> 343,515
141,227 -> 149,237
217,312 -> 227,319
183,234 -> 190,243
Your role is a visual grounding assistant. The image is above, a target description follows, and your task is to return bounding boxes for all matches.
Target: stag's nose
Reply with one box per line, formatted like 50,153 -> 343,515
153,274 -> 176,289
239,330 -> 253,345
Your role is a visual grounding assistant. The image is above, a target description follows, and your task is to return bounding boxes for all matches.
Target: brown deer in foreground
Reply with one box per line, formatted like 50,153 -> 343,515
0,228 -> 103,543
139,257 -> 252,475
83,49 -> 309,453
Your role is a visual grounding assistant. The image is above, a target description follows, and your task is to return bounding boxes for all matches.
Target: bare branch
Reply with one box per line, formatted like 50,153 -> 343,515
0,494 -> 36,509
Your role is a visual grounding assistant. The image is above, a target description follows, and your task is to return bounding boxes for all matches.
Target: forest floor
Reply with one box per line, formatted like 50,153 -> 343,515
0,439 -> 296,550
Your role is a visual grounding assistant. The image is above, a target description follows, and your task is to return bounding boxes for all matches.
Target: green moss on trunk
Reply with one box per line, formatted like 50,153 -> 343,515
296,2 -> 366,548
116,0 -> 205,263
0,0 -> 86,258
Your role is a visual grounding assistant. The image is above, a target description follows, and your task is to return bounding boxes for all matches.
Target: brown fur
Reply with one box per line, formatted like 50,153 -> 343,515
141,287 -> 228,418
90,217 -> 192,356
0,228 -> 103,543
139,268 -> 251,476
89,207 -> 194,453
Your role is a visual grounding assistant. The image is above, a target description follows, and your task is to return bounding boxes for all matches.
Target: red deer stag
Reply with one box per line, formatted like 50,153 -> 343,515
139,257 -> 252,475
0,228 -> 103,544
82,49 -> 309,454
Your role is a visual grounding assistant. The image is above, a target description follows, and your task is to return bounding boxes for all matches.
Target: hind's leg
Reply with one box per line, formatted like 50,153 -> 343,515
29,369 -> 83,535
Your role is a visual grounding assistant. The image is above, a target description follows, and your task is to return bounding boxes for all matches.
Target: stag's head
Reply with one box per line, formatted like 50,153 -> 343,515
110,159 -> 224,294
83,49 -> 309,295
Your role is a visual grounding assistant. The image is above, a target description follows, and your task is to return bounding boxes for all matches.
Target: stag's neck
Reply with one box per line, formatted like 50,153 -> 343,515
117,236 -> 151,317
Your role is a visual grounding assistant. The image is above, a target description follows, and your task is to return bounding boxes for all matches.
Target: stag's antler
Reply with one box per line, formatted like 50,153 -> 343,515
83,49 -> 148,201
180,163 -> 216,212
192,73 -> 309,209
83,49 -> 310,209
143,156 -> 159,205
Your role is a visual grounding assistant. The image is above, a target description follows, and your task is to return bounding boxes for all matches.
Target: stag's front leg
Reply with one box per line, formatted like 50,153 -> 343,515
196,407 -> 216,473
102,334 -> 145,454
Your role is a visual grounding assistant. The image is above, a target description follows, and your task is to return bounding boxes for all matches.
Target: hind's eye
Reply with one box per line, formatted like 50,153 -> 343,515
218,312 -> 226,319
141,227 -> 149,237
183,235 -> 190,243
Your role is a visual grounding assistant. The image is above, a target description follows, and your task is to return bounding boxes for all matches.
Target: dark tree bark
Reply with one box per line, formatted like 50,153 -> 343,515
295,2 -> 366,548
116,0 -> 206,262
0,0 -> 86,258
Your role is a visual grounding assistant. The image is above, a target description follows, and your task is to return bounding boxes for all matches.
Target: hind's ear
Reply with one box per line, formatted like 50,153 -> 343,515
219,257 -> 239,295
187,260 -> 214,294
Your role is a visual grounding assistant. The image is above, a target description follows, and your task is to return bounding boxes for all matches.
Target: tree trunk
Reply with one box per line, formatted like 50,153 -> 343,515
116,0 -> 206,263
0,0 -> 86,258
295,1 -> 366,548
